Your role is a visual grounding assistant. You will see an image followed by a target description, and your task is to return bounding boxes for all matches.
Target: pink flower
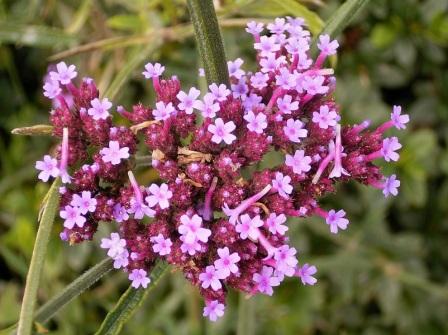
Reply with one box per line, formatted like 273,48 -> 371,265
276,95 -> 299,115
285,37 -> 309,55
100,232 -> 127,258
153,101 -> 176,121
150,233 -> 172,256
71,191 -> 97,214
285,150 -> 312,174
296,263 -> 317,285
209,83 -> 230,102
196,93 -> 220,118
235,214 -> 263,240
253,266 -> 280,295
60,205 -> 86,229
198,68 -> 205,77
302,75 -> 328,95
113,203 -> 129,223
199,265 -> 222,291
317,34 -> 339,55
128,197 -> 155,219
214,247 -> 240,279
391,105 -> 410,130
260,53 -> 286,73
50,62 -> 77,85
272,172 -> 293,199
228,58 -> 245,79
250,72 -> 269,90
208,118 -> 237,145
35,155 -> 59,182
113,250 -> 129,269
203,300 -> 225,322
146,183 -> 172,209
129,269 -> 151,289
180,237 -> 202,256
273,245 -> 298,278
265,213 -> 288,235
178,214 -> 211,244
383,174 -> 400,197
100,141 -> 130,165
177,87 -> 201,114
326,209 -> 349,234
243,111 -> 267,134
245,21 -> 264,35
276,68 -> 296,90
254,35 -> 280,56
43,80 -> 61,99
88,98 -> 112,120
312,105 -> 338,129
267,18 -> 288,35
283,118 -> 308,143
142,62 -> 165,78
381,137 -> 402,162
231,78 -> 249,98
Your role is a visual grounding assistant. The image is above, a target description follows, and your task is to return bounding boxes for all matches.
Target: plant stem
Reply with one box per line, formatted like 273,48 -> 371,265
236,293 -> 255,335
187,0 -> 230,86
17,178 -> 61,335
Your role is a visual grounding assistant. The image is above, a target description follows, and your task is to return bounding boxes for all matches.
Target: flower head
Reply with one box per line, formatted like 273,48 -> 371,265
243,111 -> 267,134
312,105 -> 338,129
142,62 -> 165,78
209,83 -> 230,102
326,209 -> 349,234
383,174 -> 400,197
235,214 -> 263,240
129,269 -> 151,289
285,150 -> 312,175
153,101 -> 176,121
253,266 -> 281,295
36,155 -> 59,182
178,214 -> 211,244
60,205 -> 86,229
391,105 -> 410,130
199,265 -> 222,291
317,34 -> 339,55
88,98 -> 112,120
100,233 -> 126,258
208,118 -> 236,145
283,118 -> 308,143
146,183 -> 172,209
272,172 -> 293,199
203,300 -> 225,322
296,263 -> 317,285
100,141 -> 130,165
265,213 -> 288,235
150,234 -> 173,256
228,58 -> 245,79
276,95 -> 299,115
381,137 -> 402,162
197,93 -> 220,118
177,87 -> 201,114
71,191 -> 97,214
214,247 -> 240,279
43,80 -> 61,99
50,62 -> 77,85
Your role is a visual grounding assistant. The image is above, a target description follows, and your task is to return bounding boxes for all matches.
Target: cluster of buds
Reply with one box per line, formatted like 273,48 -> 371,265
35,17 -> 409,322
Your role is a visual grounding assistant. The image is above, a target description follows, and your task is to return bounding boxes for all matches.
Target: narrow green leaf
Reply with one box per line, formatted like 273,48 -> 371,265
94,262 -> 169,335
107,15 -> 143,32
17,178 -> 61,335
0,21 -> 76,48
316,0 -> 371,39
187,0 -> 230,86
237,294 -> 256,335
272,0 -> 323,36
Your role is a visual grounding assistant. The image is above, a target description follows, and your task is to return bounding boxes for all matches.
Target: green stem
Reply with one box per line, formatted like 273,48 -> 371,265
17,178 -> 61,335
187,0 -> 230,86
236,293 -> 255,335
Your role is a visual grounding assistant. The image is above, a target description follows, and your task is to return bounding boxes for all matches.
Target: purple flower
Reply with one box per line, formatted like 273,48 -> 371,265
275,68 -> 296,90
113,203 -> 129,223
71,191 -> 97,214
383,174 -> 400,197
250,72 -> 269,90
203,300 -> 225,322
267,18 -> 288,35
50,62 -> 77,85
178,214 -> 211,244
231,78 -> 249,98
228,58 -> 245,79
177,87 -> 201,114
273,245 -> 298,278
265,213 -> 288,235
381,137 -> 402,162
317,34 -> 339,55
296,263 -> 317,285
253,266 -> 280,295
197,93 -> 220,118
283,118 -> 308,143
208,118 -> 237,145
235,214 -> 263,240
260,53 -> 286,73
88,98 -> 112,120
128,197 -> 155,219
326,209 -> 349,234
276,95 -> 299,115
209,83 -> 230,102
245,21 -> 264,35
214,247 -> 240,279
199,265 -> 222,291
100,232 -> 126,258
302,75 -> 328,95
198,68 -> 205,77
272,172 -> 293,199
142,62 -> 165,78
35,155 -> 59,182
60,205 -> 86,229
254,35 -> 280,56
243,111 -> 267,134
146,183 -> 173,209
180,237 -> 202,256
285,150 -> 312,174
129,269 -> 151,289
113,250 -> 129,269
150,233 -> 173,256
153,101 -> 176,121
43,80 -> 61,99
312,105 -> 338,129
391,105 -> 410,130
285,37 -> 309,55
100,141 -> 130,165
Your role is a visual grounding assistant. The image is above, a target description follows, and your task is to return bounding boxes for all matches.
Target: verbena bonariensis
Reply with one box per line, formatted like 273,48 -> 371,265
35,17 -> 409,322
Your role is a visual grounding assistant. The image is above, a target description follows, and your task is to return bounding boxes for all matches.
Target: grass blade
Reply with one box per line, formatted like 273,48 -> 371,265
17,178 -> 61,335
94,262 -> 169,335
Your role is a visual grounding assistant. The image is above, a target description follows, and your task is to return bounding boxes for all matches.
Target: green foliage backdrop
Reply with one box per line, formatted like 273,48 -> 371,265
0,0 -> 447,334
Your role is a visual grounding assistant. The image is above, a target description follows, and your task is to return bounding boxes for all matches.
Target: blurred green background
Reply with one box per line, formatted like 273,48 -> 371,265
1,0 -> 448,334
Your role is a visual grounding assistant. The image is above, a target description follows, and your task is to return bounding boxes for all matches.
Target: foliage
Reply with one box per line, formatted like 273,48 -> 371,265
0,0 -> 447,334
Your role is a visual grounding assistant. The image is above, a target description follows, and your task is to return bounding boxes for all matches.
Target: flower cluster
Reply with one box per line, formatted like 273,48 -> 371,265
36,17 -> 409,322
